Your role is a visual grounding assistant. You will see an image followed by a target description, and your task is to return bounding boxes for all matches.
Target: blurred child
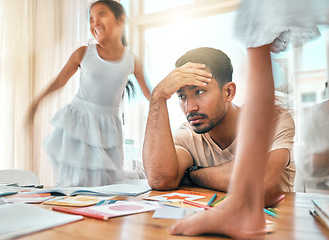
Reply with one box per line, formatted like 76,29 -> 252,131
27,0 -> 150,187
171,0 -> 329,239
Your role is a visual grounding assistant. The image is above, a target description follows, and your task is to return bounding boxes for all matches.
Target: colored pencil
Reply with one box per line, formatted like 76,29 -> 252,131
52,206 -> 109,220
0,191 -> 18,197
211,196 -> 226,207
270,194 -> 285,206
264,208 -> 278,218
309,209 -> 328,228
207,194 -> 217,206
268,207 -> 278,214
95,200 -> 117,206
183,200 -> 212,210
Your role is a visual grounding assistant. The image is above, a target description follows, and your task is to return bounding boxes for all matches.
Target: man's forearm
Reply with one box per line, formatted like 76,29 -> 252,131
142,92 -> 180,190
143,62 -> 213,190
187,158 -> 286,207
188,162 -> 234,192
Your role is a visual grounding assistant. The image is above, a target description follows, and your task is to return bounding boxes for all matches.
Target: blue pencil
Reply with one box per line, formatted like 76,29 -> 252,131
207,193 -> 217,206
264,208 -> 278,218
95,200 -> 117,206
0,191 -> 17,197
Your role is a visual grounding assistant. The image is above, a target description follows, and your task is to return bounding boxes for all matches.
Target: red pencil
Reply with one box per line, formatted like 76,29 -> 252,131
270,194 -> 285,207
52,206 -> 109,220
183,200 -> 212,210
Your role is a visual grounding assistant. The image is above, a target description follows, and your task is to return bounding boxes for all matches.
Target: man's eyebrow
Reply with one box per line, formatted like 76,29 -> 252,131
188,86 -> 198,90
177,85 -> 200,93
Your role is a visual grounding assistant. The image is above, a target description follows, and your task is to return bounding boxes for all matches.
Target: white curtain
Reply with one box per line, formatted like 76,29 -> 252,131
0,0 -> 89,186
0,0 -> 31,171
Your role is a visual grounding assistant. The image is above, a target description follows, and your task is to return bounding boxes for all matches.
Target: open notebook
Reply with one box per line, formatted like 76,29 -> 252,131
33,179 -> 151,196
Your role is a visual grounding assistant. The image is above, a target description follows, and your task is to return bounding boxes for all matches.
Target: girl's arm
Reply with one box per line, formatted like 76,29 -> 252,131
27,46 -> 87,124
133,58 -> 151,101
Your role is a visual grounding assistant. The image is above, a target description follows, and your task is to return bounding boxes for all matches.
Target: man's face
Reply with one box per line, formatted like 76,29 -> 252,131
177,77 -> 227,134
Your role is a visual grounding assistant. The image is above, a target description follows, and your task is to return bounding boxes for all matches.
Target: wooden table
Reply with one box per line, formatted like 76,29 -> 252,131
17,186 -> 329,240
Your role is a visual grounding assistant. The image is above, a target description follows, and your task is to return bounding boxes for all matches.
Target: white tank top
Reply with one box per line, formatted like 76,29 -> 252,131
77,44 -> 134,107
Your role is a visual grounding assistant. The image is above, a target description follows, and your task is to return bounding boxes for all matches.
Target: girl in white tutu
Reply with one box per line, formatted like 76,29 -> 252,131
28,0 -> 150,187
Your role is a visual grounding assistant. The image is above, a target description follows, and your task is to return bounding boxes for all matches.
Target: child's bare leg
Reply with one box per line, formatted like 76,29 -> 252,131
170,45 -> 275,239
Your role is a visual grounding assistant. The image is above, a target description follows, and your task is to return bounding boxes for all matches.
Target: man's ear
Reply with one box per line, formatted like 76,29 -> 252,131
224,82 -> 236,102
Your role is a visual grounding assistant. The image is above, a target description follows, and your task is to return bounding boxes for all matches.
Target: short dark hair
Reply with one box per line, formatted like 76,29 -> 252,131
175,47 -> 233,88
91,0 -> 127,46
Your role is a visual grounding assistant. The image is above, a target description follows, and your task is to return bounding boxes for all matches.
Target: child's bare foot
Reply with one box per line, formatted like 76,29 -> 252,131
170,198 -> 266,240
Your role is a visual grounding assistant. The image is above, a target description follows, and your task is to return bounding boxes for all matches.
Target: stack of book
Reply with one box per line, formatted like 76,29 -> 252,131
311,199 -> 329,229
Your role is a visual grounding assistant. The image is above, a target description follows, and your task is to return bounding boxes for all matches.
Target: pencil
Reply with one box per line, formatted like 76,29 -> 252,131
309,209 -> 328,228
52,206 -> 109,220
0,191 -> 17,197
264,208 -> 278,218
211,196 -> 226,207
207,194 -> 217,206
270,194 -> 285,206
183,200 -> 212,210
268,207 -> 278,214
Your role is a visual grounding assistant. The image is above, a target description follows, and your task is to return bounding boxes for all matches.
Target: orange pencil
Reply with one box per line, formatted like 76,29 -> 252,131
183,200 -> 212,210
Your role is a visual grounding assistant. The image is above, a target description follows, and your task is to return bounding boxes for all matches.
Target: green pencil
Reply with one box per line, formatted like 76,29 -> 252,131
211,196 -> 226,207
268,207 -> 278,214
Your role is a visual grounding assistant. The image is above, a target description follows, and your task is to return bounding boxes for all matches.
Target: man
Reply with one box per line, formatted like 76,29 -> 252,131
143,47 -> 295,206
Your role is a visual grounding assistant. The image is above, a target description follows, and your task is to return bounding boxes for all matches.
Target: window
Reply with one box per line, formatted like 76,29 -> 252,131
143,0 -> 194,14
144,11 -> 242,131
122,1 -> 241,168
301,93 -> 316,103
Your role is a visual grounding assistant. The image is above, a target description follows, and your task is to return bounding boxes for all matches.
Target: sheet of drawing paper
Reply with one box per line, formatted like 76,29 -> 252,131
145,190 -> 209,202
43,195 -> 116,207
0,203 -> 83,239
77,201 -> 160,218
152,206 -> 203,219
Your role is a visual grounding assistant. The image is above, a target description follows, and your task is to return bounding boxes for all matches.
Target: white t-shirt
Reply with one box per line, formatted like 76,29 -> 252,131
174,106 -> 296,192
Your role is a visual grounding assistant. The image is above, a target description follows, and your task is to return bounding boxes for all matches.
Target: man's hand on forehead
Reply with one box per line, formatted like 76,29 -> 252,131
153,62 -> 212,100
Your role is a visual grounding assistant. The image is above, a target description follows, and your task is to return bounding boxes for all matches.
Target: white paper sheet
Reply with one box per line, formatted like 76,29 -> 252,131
0,203 -> 83,240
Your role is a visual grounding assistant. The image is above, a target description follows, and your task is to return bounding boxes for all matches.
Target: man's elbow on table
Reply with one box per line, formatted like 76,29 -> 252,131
147,174 -> 179,190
